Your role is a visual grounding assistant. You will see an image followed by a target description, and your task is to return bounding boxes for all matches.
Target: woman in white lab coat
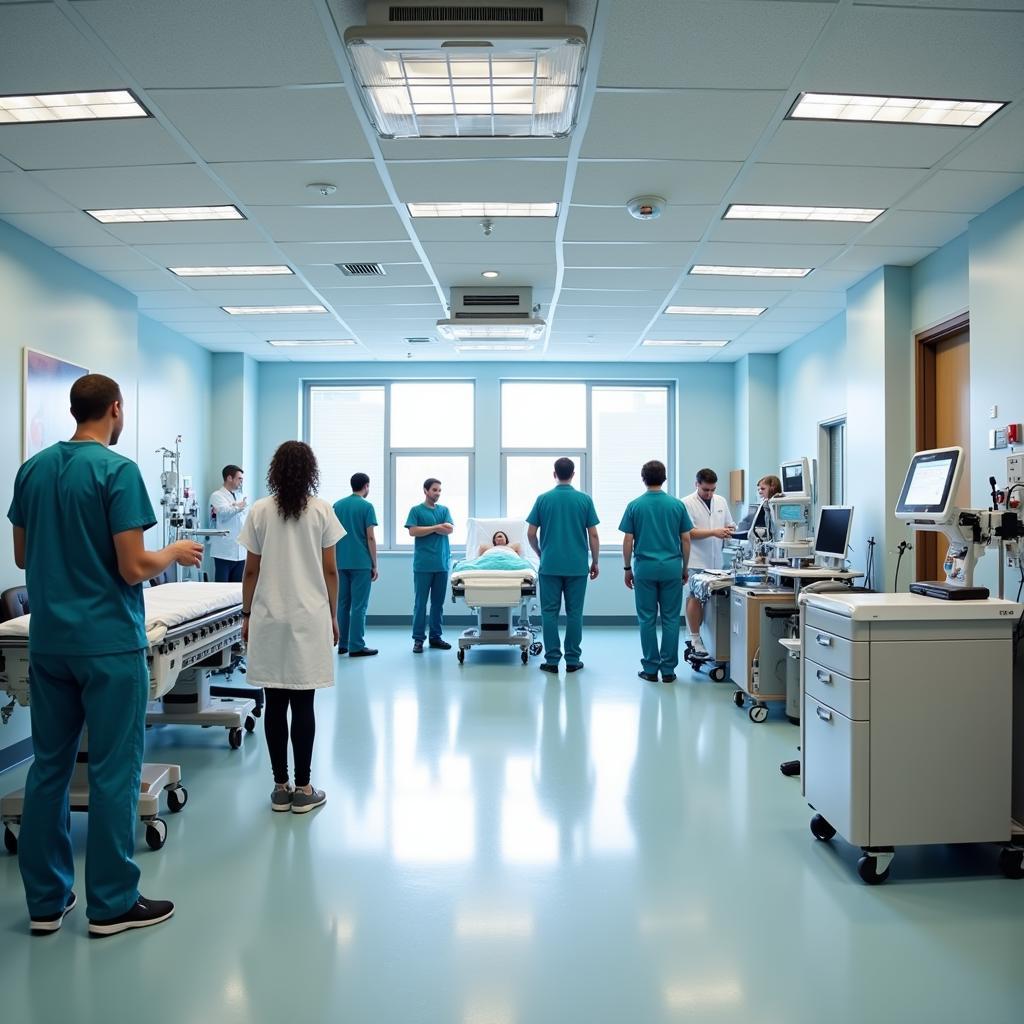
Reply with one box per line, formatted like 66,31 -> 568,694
238,441 -> 344,814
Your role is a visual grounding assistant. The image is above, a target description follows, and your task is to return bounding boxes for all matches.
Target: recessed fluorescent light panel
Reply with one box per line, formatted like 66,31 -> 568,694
0,90 -> 148,124
343,27 -> 587,139
724,204 -> 884,223
267,339 -> 355,347
690,265 -> 812,279
222,305 -> 327,315
642,339 -> 729,348
408,202 -> 558,218
87,206 -> 244,224
437,323 -> 545,341
665,305 -> 766,316
788,92 -> 1005,127
169,266 -> 293,277
455,342 -> 536,352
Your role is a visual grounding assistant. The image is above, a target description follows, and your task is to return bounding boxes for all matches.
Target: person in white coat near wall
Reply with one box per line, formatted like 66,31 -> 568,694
209,464 -> 248,582
681,468 -> 735,660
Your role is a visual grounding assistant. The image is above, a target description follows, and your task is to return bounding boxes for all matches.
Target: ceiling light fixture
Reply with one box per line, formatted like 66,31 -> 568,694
87,205 -> 244,223
642,339 -> 729,348
0,89 -> 149,124
267,339 -> 355,347
169,265 -> 293,277
222,305 -> 327,315
689,265 -> 812,278
481,270 -> 500,279
724,204 -> 883,223
665,305 -> 766,316
437,323 -> 545,341
454,342 -> 537,352
788,92 -> 1005,127
408,202 -> 558,218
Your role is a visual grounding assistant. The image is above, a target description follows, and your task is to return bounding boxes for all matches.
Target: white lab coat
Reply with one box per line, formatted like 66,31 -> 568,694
238,496 -> 345,690
682,491 -> 736,571
209,486 -> 248,561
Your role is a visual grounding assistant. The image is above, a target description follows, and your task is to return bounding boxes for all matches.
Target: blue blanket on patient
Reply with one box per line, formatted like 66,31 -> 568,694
454,548 -> 534,572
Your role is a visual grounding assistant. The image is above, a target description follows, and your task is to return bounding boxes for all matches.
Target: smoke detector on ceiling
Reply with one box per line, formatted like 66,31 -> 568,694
306,183 -> 337,197
626,195 -> 666,221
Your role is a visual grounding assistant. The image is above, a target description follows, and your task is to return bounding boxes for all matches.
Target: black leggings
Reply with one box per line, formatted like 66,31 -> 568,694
263,688 -> 316,788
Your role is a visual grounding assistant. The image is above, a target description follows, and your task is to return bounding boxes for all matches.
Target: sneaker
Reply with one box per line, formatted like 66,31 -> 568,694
271,785 -> 293,812
337,646 -> 348,655
661,673 -> 677,683
428,639 -> 452,650
89,896 -> 174,937
688,639 -> 710,661
637,671 -> 659,682
412,641 -> 424,653
349,648 -> 378,658
540,663 -> 559,674
30,891 -> 77,935
291,786 -> 327,814
565,663 -> 584,673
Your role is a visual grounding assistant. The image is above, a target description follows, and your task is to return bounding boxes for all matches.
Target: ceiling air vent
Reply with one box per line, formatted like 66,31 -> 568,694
339,262 -> 386,277
437,286 -> 545,340
406,336 -> 434,344
387,5 -> 545,22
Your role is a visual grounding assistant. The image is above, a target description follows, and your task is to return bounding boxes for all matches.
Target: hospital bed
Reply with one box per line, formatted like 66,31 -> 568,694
450,518 -> 542,664
0,582 -> 246,854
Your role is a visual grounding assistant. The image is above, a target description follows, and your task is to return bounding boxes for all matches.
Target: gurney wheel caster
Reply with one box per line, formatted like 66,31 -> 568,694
521,650 -> 529,664
244,715 -> 256,733
857,854 -> 890,886
810,814 -> 836,842
709,667 -> 726,683
999,847 -> 1024,880
166,787 -> 188,813
145,819 -> 167,851
733,691 -> 745,708
252,706 -> 261,718
749,704 -> 768,724
457,649 -> 465,665
3,827 -> 17,855
228,727 -> 243,749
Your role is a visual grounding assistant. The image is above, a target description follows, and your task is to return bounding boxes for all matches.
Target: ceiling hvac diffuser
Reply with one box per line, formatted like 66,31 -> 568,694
436,286 -> 546,341
339,1 -> 588,138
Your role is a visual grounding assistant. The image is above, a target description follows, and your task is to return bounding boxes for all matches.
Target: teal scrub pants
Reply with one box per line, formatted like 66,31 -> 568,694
539,573 -> 588,667
633,576 -> 683,675
338,569 -> 372,651
20,650 -> 148,922
412,570 -> 448,642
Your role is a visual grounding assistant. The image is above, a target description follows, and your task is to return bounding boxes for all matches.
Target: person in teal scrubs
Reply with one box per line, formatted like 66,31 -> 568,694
405,477 -> 453,653
7,374 -> 202,938
619,460 -> 693,683
526,457 -> 600,673
333,472 -> 379,657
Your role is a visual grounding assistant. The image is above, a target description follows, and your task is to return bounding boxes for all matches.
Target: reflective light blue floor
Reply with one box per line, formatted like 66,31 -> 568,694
1,627 -> 1021,1024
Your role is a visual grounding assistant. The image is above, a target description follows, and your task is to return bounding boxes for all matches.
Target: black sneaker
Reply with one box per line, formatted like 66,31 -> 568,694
539,663 -> 559,674
30,891 -> 77,935
412,641 -> 424,653
661,673 -> 677,683
337,646 -> 348,655
428,639 -> 451,650
89,896 -> 174,938
349,648 -> 378,658
565,663 -> 584,673
638,671 -> 659,682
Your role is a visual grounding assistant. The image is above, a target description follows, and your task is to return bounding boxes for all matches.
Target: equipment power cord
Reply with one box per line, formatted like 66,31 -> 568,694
893,540 -> 911,592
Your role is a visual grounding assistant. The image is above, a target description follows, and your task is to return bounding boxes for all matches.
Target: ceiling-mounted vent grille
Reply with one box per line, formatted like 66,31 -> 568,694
388,5 -> 544,22
406,336 -> 434,344
462,293 -> 521,307
339,262 -> 386,277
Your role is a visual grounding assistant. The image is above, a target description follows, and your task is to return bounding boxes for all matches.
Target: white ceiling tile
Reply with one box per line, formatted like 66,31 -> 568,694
321,286 -> 440,307
790,268 -> 868,291
134,241 -> 286,265
387,160 -> 566,204
378,139 -> 571,162
278,240 -> 421,264
149,87 -> 371,162
430,263 -> 556,287
861,209 -> 972,247
180,274 -> 311,292
759,307 -> 837,324
73,0 -> 342,89
736,163 -> 928,207
599,0 -> 835,89
561,267 -> 681,291
2,210 -> 121,246
565,205 -> 715,243
0,121 -> 188,170
563,241 -> 696,267
413,219 -> 557,243
250,205 -> 407,243
697,239 -> 847,265
666,287 -> 788,307
899,170 -> 1024,214
101,269 -> 188,292
55,245 -> 158,272
0,173 -> 72,213
775,292 -> 845,310
211,161 -> 388,206
32,164 -> 229,210
828,245 -> 937,270
558,289 -> 665,307
946,102 -> 1024,172
572,160 -> 741,206
422,241 -> 556,265
581,91 -> 784,162
758,121 -> 968,169
710,219 -> 864,245
301,264 -> 432,288
97,219 -> 266,245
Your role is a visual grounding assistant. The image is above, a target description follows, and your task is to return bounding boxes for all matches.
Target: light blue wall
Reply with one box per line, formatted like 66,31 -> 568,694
256,360 -> 735,617
911,231 -> 968,335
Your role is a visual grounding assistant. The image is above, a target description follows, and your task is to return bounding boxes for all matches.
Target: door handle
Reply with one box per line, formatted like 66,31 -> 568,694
816,669 -> 832,684
816,706 -> 832,722
815,633 -> 832,647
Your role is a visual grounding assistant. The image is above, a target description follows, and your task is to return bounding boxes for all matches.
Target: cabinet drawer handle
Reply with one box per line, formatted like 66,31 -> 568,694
815,633 -> 832,647
815,706 -> 832,722
816,669 -> 832,684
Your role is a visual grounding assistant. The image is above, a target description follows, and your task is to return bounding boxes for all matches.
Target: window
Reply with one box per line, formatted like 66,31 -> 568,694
500,381 -> 673,545
306,380 -> 474,548
827,420 -> 846,505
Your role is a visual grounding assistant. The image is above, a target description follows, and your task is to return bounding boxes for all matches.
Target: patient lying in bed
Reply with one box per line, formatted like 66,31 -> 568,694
454,544 -> 534,572
477,530 -> 522,557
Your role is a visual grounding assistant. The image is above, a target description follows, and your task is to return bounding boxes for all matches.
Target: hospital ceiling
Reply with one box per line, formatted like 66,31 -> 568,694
1,0 -> 1024,364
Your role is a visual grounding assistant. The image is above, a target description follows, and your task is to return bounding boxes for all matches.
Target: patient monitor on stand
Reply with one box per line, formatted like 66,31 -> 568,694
769,457 -> 814,563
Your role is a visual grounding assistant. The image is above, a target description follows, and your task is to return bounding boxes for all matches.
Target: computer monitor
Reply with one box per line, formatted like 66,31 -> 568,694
780,458 -> 811,497
776,502 -> 806,523
894,447 -> 963,522
814,506 -> 854,562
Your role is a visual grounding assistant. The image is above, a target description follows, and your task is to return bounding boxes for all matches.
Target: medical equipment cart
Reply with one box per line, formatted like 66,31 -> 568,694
729,585 -> 797,722
683,572 -> 732,682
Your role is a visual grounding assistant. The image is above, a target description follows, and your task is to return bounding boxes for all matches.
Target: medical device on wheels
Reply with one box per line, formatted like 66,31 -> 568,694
450,518 -> 541,664
0,583 -> 246,854
683,571 -> 732,682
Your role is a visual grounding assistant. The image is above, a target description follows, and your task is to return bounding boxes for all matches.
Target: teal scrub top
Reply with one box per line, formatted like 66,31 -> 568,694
7,441 -> 157,655
526,484 -> 600,576
333,494 -> 378,571
618,490 -> 694,581
404,503 -> 452,573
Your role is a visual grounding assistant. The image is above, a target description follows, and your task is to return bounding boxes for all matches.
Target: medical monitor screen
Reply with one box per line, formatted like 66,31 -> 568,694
781,463 -> 805,494
777,503 -> 805,523
814,506 -> 853,560
895,448 -> 961,518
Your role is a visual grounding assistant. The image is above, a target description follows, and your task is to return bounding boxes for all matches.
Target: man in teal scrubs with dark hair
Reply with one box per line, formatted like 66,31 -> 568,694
333,471 -> 379,657
527,457 -> 600,673
405,477 -> 453,654
8,374 -> 203,938
619,460 -> 693,683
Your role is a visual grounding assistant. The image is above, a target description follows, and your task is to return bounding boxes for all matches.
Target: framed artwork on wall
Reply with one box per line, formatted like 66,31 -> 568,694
23,348 -> 89,461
